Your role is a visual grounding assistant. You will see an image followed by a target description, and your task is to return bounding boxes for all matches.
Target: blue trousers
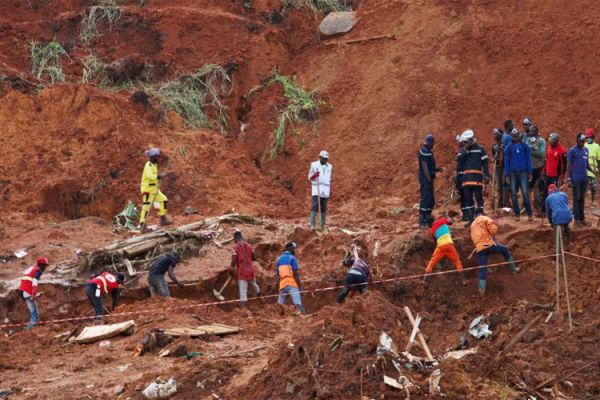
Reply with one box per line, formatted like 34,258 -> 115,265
509,171 -> 532,216
24,297 -> 39,325
419,178 -> 434,222
476,244 -> 512,283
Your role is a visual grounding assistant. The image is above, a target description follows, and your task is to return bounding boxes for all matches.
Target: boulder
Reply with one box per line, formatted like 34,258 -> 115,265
319,12 -> 358,37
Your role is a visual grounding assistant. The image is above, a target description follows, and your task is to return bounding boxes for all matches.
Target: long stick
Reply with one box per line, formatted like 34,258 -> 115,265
315,173 -> 326,268
403,306 -> 434,361
555,226 -> 560,315
491,163 -> 497,215
558,228 -> 573,331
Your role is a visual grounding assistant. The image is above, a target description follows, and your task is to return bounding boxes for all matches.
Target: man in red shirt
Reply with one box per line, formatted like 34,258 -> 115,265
231,231 -> 261,308
542,133 -> 567,212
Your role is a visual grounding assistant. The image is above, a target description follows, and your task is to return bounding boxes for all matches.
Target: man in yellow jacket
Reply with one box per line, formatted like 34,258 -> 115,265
139,148 -> 171,232
470,215 -> 519,295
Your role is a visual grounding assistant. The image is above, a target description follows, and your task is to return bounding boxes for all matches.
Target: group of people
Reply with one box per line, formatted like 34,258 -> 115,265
419,117 -> 600,228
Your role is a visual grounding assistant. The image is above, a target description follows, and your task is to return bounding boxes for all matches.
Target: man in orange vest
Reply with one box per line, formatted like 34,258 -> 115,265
275,242 -> 307,315
85,272 -> 125,321
470,215 -> 519,295
18,257 -> 49,330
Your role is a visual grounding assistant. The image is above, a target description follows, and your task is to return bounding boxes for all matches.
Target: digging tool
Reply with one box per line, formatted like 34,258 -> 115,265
314,175 -> 327,268
491,164 -> 498,217
213,276 -> 231,301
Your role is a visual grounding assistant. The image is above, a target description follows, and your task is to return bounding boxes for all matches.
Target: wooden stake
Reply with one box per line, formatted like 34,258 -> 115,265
555,226 -> 561,315
403,306 -> 434,361
558,228 -> 573,331
323,34 -> 396,47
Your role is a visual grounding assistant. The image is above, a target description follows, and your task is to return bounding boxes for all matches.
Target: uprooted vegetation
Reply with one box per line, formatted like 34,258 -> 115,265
265,74 -> 322,159
146,65 -> 232,132
283,0 -> 351,15
30,40 -> 69,83
79,0 -> 122,44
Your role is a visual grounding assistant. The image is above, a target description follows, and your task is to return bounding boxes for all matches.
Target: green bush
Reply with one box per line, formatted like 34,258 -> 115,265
30,40 -> 68,83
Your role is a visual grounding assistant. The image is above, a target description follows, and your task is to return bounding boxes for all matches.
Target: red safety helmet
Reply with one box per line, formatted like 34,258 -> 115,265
584,128 -> 594,138
36,257 -> 49,266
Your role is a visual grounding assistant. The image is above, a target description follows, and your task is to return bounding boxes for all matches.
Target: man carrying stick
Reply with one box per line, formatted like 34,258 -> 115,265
308,151 -> 333,231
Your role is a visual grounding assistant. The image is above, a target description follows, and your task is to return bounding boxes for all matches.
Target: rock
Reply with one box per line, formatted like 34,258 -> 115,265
319,12 -> 358,37
286,382 -> 298,394
114,385 -> 125,395
182,206 -> 198,215
522,329 -> 543,343
489,312 -> 507,327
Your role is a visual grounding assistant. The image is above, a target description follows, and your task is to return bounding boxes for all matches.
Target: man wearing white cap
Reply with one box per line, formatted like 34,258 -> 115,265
139,148 -> 171,233
308,150 -> 332,230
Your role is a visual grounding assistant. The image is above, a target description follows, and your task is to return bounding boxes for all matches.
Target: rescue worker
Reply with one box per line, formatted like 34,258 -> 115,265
457,130 -> 490,227
455,135 -> 468,221
18,257 -> 49,330
491,128 -> 510,210
337,244 -> 372,304
545,183 -> 573,246
470,215 -> 519,295
424,214 -> 465,284
504,128 -> 533,221
524,125 -> 546,215
147,251 -> 184,297
584,128 -> 600,204
230,231 -> 261,308
567,133 -> 590,226
275,242 -> 307,315
308,150 -> 332,230
85,271 -> 125,321
139,148 -> 171,233
542,133 -> 567,212
418,134 -> 444,227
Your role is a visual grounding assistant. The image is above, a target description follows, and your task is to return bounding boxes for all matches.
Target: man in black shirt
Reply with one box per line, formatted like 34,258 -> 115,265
147,251 -> 184,297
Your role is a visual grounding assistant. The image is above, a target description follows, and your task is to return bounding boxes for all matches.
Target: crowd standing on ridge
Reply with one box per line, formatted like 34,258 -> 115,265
14,118 -> 599,328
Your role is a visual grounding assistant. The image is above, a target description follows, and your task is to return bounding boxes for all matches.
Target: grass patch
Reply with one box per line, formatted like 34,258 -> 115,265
30,40 -> 69,83
147,64 -> 232,133
265,74 -> 322,159
81,54 -> 109,83
282,0 -> 350,15
80,0 -> 122,43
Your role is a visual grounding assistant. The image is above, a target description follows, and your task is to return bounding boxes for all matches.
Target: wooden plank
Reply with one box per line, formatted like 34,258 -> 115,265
403,306 -> 434,361
163,323 -> 241,337
74,320 -> 136,343
122,237 -> 172,257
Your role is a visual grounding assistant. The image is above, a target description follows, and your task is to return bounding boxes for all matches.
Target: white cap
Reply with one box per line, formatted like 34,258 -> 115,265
145,148 -> 160,157
319,150 -> 329,159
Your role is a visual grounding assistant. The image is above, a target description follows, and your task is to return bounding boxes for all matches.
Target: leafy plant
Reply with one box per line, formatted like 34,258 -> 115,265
243,1 -> 252,11
30,40 -> 69,83
147,64 -> 232,133
265,74 -> 322,159
79,0 -> 122,43
282,0 -> 349,15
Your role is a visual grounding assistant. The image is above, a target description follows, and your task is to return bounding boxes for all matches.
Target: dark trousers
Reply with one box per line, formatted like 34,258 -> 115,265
85,283 -> 104,320
494,166 -> 508,209
509,171 -> 532,216
336,272 -> 368,304
529,167 -> 544,211
572,180 -> 587,221
463,185 -> 483,220
541,176 -> 559,212
310,196 -> 329,228
476,244 -> 512,282
419,178 -> 434,224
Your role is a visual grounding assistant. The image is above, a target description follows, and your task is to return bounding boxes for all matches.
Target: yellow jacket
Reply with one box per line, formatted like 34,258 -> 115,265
140,161 -> 159,194
470,215 -> 498,252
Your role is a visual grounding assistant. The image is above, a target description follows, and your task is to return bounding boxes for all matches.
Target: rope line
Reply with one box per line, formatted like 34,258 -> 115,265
0,252 -> 577,330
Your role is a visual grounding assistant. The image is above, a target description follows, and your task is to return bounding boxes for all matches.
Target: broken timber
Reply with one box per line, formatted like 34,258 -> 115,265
74,320 -> 136,344
404,306 -> 434,361
162,323 -> 241,337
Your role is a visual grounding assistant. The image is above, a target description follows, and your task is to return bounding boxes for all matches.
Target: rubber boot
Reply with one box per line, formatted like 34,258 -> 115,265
508,259 -> 520,273
464,209 -> 474,228
418,212 -> 428,228
295,305 -> 308,315
478,279 -> 486,296
160,215 -> 172,226
25,323 -> 35,331
309,211 -> 316,230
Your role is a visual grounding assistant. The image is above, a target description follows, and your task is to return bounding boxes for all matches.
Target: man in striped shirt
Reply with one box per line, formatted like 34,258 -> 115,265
424,215 -> 465,284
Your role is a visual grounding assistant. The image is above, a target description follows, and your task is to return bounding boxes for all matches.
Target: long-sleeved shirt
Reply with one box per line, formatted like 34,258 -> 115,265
567,145 -> 589,182
308,161 -> 332,198
585,141 -> 600,178
140,161 -> 159,194
525,136 -> 546,169
545,191 -> 573,225
504,141 -> 532,176
457,143 -> 490,187
470,215 -> 498,253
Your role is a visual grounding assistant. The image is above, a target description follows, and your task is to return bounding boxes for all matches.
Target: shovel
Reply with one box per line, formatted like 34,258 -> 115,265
213,276 -> 231,301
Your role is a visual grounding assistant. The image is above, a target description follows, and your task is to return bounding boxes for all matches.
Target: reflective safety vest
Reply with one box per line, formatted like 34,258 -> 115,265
90,272 -> 119,296
277,264 -> 298,290
19,265 -> 41,296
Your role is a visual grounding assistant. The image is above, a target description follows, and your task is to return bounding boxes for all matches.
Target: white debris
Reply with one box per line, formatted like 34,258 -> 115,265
429,369 -> 441,394
377,331 -> 398,356
443,348 -> 478,361
14,249 -> 28,258
469,315 -> 492,339
117,364 -> 131,372
142,377 -> 177,399
98,340 -> 111,348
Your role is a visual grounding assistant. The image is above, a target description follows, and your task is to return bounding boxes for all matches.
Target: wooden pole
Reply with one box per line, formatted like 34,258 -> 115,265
403,306 -> 434,361
558,228 -> 573,331
554,226 -> 561,315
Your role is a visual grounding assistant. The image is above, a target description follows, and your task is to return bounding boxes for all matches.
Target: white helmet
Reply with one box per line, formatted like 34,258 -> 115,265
460,129 -> 475,143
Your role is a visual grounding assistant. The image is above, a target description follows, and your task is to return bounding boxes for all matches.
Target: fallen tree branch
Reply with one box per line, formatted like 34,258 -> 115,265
536,357 -> 600,390
323,34 -> 396,47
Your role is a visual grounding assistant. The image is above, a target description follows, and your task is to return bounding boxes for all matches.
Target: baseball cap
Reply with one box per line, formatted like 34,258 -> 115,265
584,128 -> 594,138
319,150 -> 329,159
36,257 -> 49,265
548,184 -> 557,192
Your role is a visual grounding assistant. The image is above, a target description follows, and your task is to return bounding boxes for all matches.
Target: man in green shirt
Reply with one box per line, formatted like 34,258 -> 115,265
525,125 -> 546,215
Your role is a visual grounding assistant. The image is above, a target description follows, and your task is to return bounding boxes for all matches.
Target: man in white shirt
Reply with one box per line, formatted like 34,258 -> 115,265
308,150 -> 332,230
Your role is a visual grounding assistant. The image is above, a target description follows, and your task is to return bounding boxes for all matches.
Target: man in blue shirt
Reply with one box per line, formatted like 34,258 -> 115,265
504,129 -> 533,220
418,134 -> 444,228
545,183 -> 573,244
275,242 -> 307,316
567,133 -> 591,225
